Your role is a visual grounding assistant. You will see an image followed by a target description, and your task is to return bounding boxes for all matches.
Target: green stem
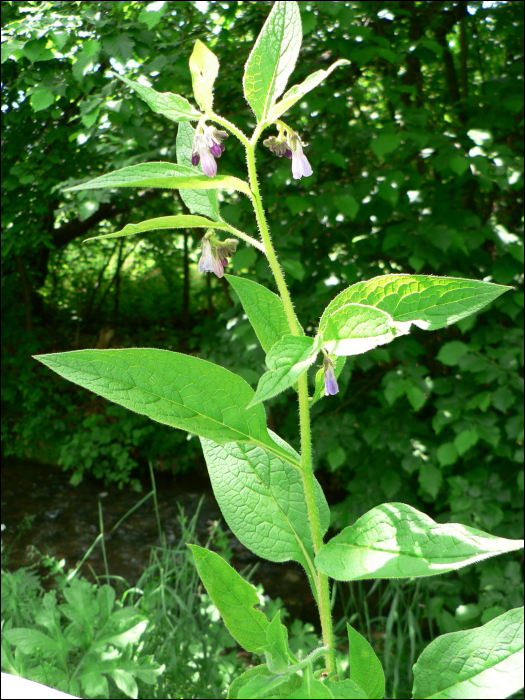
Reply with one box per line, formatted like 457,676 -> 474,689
245,140 -> 337,677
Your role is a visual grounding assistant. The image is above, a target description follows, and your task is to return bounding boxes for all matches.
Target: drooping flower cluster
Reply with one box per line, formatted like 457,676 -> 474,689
191,124 -> 229,177
322,354 -> 339,396
198,230 -> 238,278
263,124 -> 313,180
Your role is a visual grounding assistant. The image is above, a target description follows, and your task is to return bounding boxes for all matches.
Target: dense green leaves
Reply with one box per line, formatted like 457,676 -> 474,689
189,40 -> 219,114
320,275 -> 511,334
83,215 -> 230,243
63,162 -> 251,197
188,545 -> 269,653
243,0 -> 302,122
226,275 -> 293,352
315,503 -> 524,581
250,335 -> 321,405
346,624 -> 385,699
35,349 -> 299,468
267,59 -> 350,123
412,607 -> 524,699
109,71 -> 201,122
200,430 -> 329,582
176,121 -> 221,220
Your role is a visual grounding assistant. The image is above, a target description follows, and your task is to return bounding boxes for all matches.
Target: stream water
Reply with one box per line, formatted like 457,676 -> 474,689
1,459 -> 318,625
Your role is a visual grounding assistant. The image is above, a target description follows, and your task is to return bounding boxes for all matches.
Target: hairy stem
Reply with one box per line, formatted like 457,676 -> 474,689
245,141 -> 337,677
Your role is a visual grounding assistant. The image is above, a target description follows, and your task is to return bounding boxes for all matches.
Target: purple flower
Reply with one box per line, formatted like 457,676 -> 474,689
262,135 -> 292,159
263,128 -> 313,180
323,356 -> 339,396
191,125 -> 229,177
198,233 -> 238,279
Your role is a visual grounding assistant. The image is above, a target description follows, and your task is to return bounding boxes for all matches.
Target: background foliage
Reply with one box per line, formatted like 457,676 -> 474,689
2,0 -> 523,696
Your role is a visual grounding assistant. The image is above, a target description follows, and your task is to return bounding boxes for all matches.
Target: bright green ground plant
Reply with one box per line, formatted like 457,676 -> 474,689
35,3 -> 523,698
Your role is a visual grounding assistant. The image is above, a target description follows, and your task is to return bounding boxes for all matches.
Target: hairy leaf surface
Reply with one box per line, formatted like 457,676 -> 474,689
250,335 -> 321,406
315,503 -> 524,580
36,349 -> 299,468
267,59 -> 350,122
320,275 -> 511,333
110,71 -> 201,122
188,545 -> 269,653
243,0 -> 302,122
412,607 -> 524,699
63,162 -> 251,197
200,430 -> 329,584
226,275 -> 294,352
84,215 -> 230,242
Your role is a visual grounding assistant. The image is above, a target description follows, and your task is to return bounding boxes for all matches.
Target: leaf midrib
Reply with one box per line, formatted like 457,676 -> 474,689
46,357 -> 301,470
328,536 -> 521,563
236,443 -> 318,590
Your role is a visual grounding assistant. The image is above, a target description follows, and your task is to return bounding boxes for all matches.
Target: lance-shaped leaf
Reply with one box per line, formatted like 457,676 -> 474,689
266,611 -> 296,674
188,545 -> 269,654
226,275 -> 294,352
83,215 -> 231,243
189,39 -> 219,114
177,121 -> 220,220
110,70 -> 201,122
267,59 -> 350,123
412,607 -> 524,699
249,335 -> 321,406
243,0 -> 302,122
63,162 -> 251,197
321,303 -> 410,357
35,349 -> 300,469
200,430 -> 330,588
315,502 -> 524,581
320,274 -> 511,334
346,624 -> 385,700
309,356 -> 346,406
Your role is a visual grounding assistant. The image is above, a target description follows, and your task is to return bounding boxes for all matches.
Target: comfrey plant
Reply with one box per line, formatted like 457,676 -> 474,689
37,3 -> 524,698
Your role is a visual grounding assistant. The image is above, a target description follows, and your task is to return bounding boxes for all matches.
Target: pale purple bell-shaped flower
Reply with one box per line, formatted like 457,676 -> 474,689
323,355 -> 339,396
191,125 -> 229,177
289,133 -> 313,180
263,129 -> 312,179
198,237 -> 216,273
198,234 -> 238,279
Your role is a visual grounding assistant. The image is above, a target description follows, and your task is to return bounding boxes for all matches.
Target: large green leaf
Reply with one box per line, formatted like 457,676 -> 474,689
320,275 -> 511,333
267,59 -> 350,123
200,430 -> 330,586
243,0 -> 302,122
188,545 -> 269,653
315,503 -> 524,581
346,624 -> 385,699
84,215 -> 230,243
176,121 -> 220,220
412,607 -> 524,699
249,335 -> 321,406
63,162 -> 251,197
35,349 -> 300,469
189,39 -> 219,114
110,71 -> 201,122
320,303 -> 405,357
226,275 -> 293,353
